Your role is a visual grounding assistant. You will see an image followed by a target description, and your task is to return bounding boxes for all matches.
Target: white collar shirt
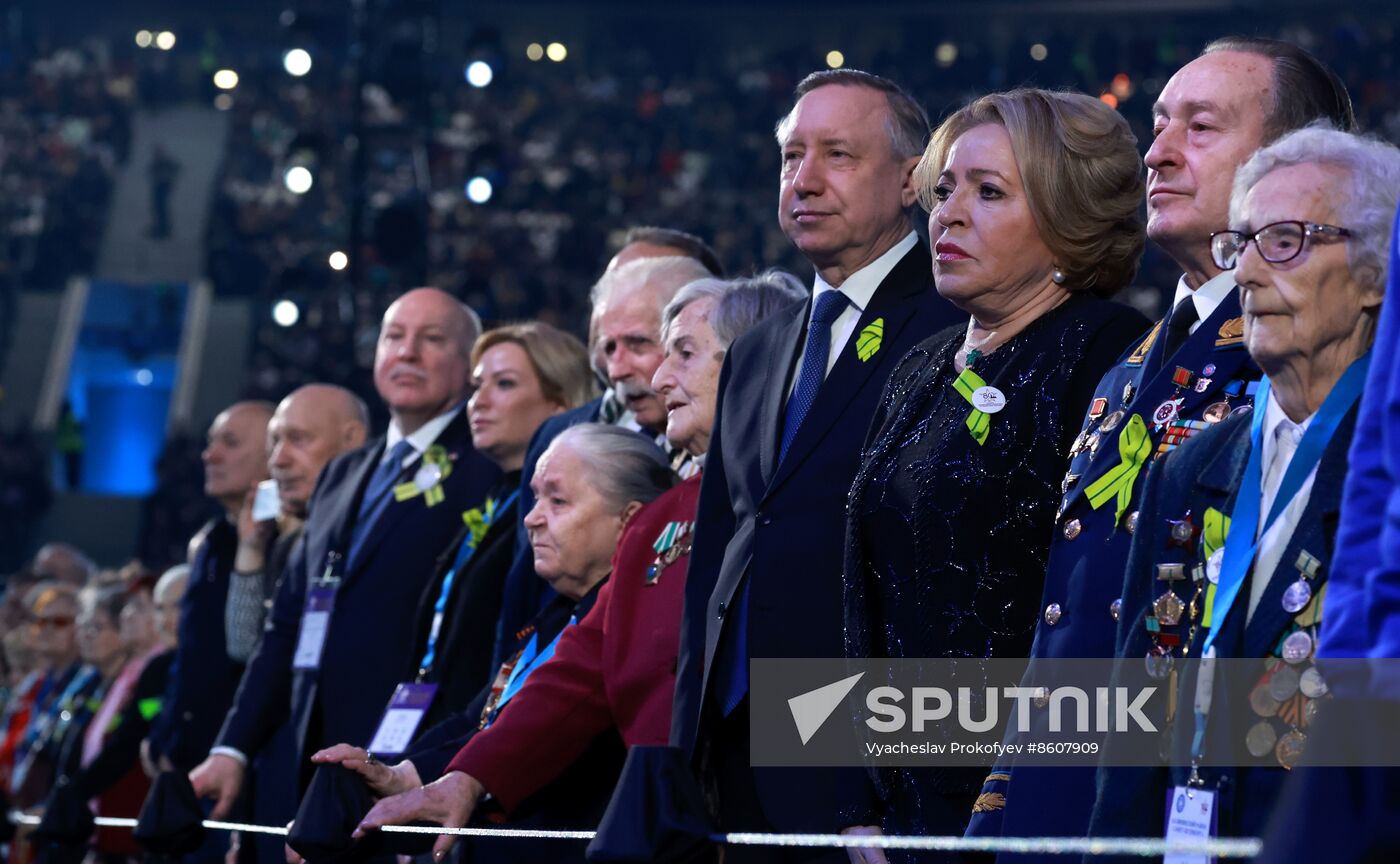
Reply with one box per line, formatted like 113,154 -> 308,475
1168,270 -> 1236,335
1246,389 -> 1318,622
383,402 -> 464,470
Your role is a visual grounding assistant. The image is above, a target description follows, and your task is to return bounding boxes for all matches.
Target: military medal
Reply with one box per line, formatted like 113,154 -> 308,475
1275,729 -> 1307,769
1281,580 -> 1313,614
1167,512 -> 1199,549
1269,665 -> 1301,701
1152,397 -> 1185,431
1300,666 -> 1328,699
1246,720 -> 1278,757
1281,630 -> 1314,664
1203,401 -> 1231,424
1304,699 -> 1321,726
1100,410 -> 1125,433
1203,363 -> 1217,377
647,521 -> 692,585
1153,591 -> 1185,626
1109,598 -> 1122,622
1124,511 -> 1139,535
1122,382 -> 1136,407
1144,645 -> 1174,680
1085,430 -> 1102,454
1205,548 -> 1224,584
1250,681 -> 1281,717
1194,378 -> 1212,393
1061,472 -> 1079,495
1089,398 -> 1108,420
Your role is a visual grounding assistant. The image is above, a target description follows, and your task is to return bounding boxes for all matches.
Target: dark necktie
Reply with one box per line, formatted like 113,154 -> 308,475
779,290 -> 850,461
346,440 -> 415,569
1160,296 -> 1200,366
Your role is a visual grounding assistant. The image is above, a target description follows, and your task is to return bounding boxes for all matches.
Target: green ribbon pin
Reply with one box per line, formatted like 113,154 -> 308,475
461,496 -> 501,550
1199,507 -> 1232,628
952,367 -> 992,445
1084,413 -> 1151,525
856,318 -> 884,362
393,444 -> 453,507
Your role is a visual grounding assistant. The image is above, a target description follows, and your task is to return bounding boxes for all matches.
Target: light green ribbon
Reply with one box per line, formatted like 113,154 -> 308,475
1084,413 -> 1152,525
952,367 -> 992,445
393,444 -> 453,507
1200,507 -> 1232,628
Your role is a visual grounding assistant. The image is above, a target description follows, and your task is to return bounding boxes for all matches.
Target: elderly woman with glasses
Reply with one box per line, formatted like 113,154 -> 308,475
1089,125 -> 1400,845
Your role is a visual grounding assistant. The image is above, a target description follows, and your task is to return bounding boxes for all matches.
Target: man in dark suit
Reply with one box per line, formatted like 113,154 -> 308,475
494,252 -> 713,668
968,37 -> 1357,857
670,69 -> 960,860
186,288 -> 499,822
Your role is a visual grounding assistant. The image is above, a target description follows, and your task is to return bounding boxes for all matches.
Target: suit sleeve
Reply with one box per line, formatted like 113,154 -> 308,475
443,579 -> 614,814
215,534 -> 305,758
670,352 -> 737,753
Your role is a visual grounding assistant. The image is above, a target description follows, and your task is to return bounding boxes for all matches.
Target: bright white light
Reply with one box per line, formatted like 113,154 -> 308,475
135,31 -> 153,49
936,42 -> 958,67
546,42 -> 567,62
284,166 -> 314,195
465,60 -> 493,88
328,250 -> 349,271
135,368 -> 154,386
825,50 -> 844,69
155,31 -> 176,51
272,299 -> 300,327
526,43 -> 544,62
283,48 -> 313,77
465,176 -> 493,204
213,69 -> 239,90
214,94 -> 233,111
1030,43 -> 1048,62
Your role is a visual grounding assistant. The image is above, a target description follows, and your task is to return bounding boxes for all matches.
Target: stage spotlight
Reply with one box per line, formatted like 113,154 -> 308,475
1100,92 -> 1120,109
272,299 -> 300,327
526,42 -> 544,61
466,60 -> 493,87
465,176 -> 493,204
546,42 -> 567,62
214,94 -> 234,111
135,368 -> 154,386
135,31 -> 153,49
284,48 -> 313,77
936,42 -> 957,67
1030,43 -> 1048,61
328,250 -> 348,271
213,69 -> 239,90
826,50 -> 845,69
284,166 -> 314,194
155,31 -> 176,51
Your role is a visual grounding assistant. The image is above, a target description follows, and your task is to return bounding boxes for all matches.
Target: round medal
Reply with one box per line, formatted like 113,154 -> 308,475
1299,666 -> 1328,699
1269,665 -> 1302,702
1282,579 -> 1313,614
972,386 -> 1007,414
1281,630 -> 1314,665
1122,383 -> 1135,407
1206,548 -> 1224,584
1203,401 -> 1231,424
1249,682 -> 1280,718
1203,363 -> 1217,377
1153,399 -> 1181,428
1275,729 -> 1307,770
1100,410 -> 1125,433
1144,647 -> 1174,680
413,462 -> 443,492
1245,721 -> 1278,758
1304,698 -> 1320,727
1109,598 -> 1123,622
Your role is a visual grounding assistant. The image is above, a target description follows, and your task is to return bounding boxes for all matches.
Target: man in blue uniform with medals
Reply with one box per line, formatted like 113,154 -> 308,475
966,37 -> 1356,856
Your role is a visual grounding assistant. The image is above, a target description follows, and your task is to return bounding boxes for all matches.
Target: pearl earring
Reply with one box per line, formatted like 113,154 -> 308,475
1052,269 -> 1067,284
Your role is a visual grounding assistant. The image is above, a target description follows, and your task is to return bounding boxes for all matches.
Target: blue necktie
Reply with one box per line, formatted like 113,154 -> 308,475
718,290 -> 849,716
346,440 -> 415,569
780,290 -> 849,460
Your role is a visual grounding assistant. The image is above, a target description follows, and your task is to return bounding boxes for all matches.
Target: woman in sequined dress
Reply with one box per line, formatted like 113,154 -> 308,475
841,88 -> 1149,847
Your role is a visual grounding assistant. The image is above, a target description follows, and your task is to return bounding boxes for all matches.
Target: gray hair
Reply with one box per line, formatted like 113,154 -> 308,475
774,69 -> 929,160
589,256 -> 714,315
549,424 -> 675,512
660,270 -> 807,349
1230,123 -> 1400,291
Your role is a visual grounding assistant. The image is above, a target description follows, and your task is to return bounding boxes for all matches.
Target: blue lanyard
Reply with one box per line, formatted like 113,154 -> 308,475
418,490 -> 519,673
1200,353 -> 1370,659
490,615 -> 576,722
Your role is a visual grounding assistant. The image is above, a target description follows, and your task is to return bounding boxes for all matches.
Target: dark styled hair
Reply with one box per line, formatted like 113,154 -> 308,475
777,69 -> 930,160
1202,36 -> 1356,141
621,226 -> 724,276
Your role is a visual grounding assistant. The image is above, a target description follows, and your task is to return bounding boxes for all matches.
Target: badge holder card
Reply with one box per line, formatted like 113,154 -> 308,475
295,553 -> 344,672
1164,785 -> 1218,864
366,682 -> 439,757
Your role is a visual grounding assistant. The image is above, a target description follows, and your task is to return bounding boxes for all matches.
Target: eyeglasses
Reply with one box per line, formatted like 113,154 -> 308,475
29,615 -> 75,631
1210,221 -> 1352,271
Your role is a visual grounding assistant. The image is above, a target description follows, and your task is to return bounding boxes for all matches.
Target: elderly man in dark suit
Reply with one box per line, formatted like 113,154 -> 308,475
670,69 -> 960,861
185,288 -> 499,823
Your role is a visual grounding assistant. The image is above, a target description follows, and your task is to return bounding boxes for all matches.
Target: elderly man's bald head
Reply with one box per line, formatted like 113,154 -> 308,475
374,288 -> 482,435
269,384 -> 371,516
203,401 -> 274,514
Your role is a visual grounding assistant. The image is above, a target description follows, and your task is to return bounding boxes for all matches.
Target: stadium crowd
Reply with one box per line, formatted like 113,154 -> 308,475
5,14 -> 1400,864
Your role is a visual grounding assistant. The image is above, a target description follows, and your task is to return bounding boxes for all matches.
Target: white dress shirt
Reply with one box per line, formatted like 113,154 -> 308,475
383,402 -> 465,469
788,231 -> 919,397
1168,270 -> 1236,334
1246,390 -> 1318,622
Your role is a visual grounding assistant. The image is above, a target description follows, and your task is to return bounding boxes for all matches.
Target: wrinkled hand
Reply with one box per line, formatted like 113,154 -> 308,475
842,825 -> 888,864
189,753 -> 246,819
310,744 -> 421,798
353,770 -> 485,860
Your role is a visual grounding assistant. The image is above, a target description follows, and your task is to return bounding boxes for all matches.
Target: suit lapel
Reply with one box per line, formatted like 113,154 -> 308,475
766,244 -> 932,494
1241,409 -> 1356,658
758,304 -> 809,489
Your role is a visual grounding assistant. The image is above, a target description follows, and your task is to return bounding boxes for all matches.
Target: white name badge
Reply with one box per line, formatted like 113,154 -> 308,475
366,682 -> 439,757
1164,786 -> 1217,864
293,587 -> 335,670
